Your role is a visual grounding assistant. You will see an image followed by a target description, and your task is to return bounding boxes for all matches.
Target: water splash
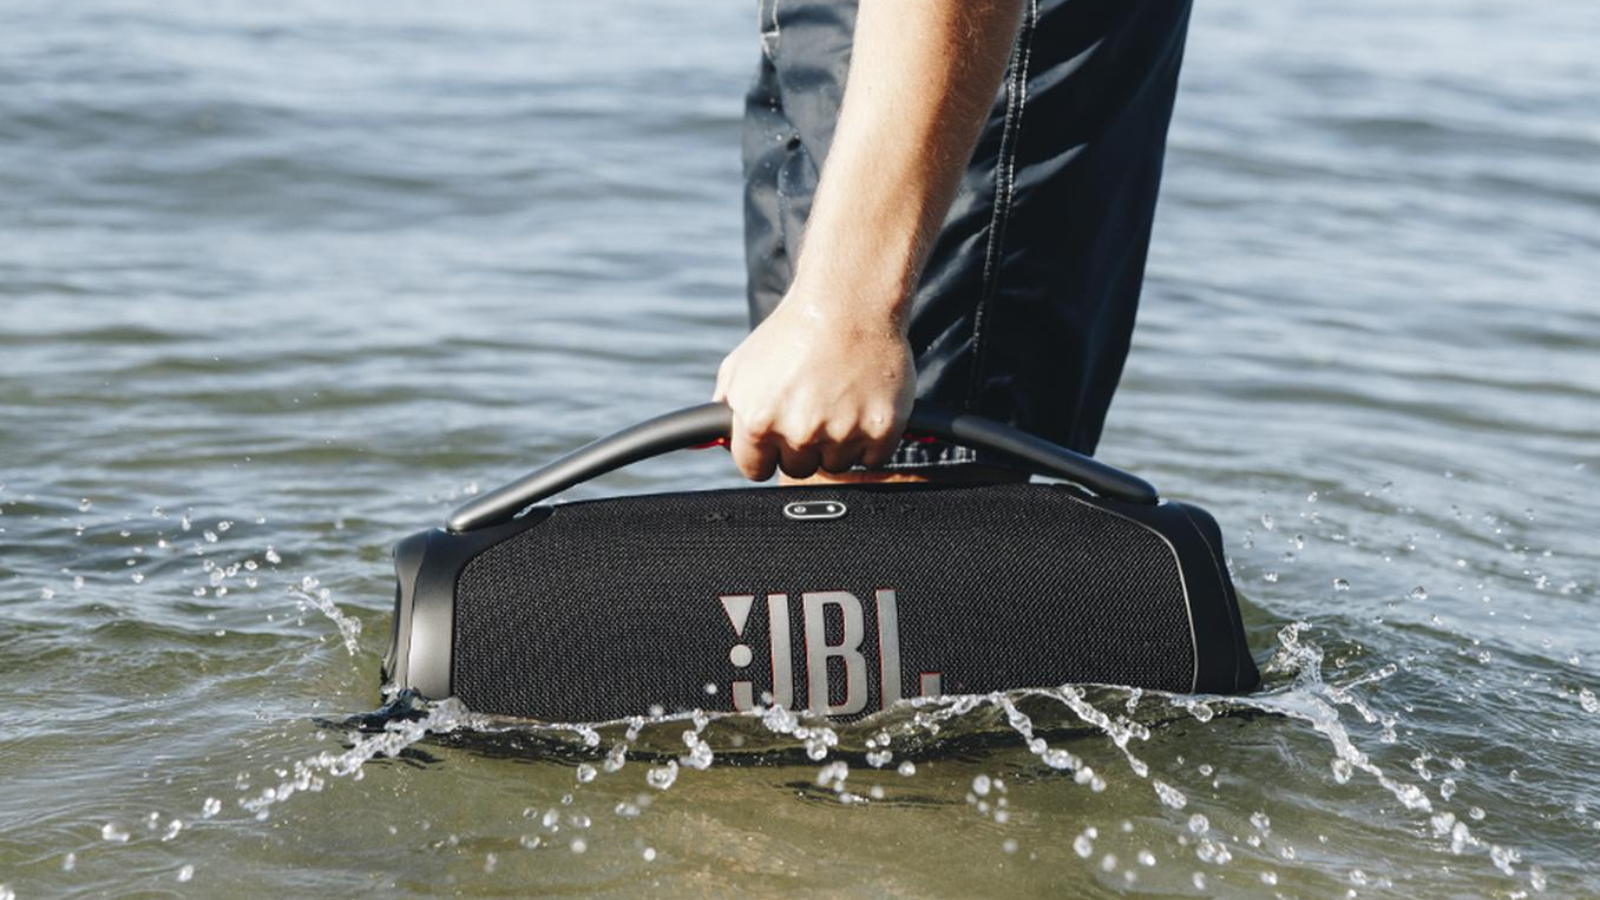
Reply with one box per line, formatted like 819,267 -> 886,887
190,579 -> 1551,896
288,576 -> 363,656
240,697 -> 487,819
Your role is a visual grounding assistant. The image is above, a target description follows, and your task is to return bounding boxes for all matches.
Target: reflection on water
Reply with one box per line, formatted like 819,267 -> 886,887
2,0 -> 1598,897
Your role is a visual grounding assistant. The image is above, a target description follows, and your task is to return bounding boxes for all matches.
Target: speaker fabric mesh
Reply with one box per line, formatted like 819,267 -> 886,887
451,482 -> 1197,723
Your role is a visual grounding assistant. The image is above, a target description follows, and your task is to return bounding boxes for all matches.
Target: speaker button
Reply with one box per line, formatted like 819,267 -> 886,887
783,500 -> 847,521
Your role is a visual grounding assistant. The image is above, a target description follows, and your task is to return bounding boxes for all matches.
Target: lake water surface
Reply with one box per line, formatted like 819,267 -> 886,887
3,1 -> 1598,897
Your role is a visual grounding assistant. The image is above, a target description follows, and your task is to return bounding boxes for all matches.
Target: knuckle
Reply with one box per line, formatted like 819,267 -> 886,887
783,416 -> 825,447
824,417 -> 857,443
742,409 -> 776,437
861,409 -> 898,441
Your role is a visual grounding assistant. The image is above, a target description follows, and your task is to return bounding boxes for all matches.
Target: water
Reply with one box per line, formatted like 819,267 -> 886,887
2,0 -> 1597,896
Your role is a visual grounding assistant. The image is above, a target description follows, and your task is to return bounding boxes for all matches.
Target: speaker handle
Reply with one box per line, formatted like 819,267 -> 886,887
446,402 -> 1159,532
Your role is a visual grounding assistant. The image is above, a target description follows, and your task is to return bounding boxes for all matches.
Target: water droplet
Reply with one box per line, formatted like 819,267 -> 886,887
1410,586 -> 1429,601
62,852 -> 76,872
576,763 -> 597,784
647,761 -> 679,790
1041,748 -> 1074,769
131,572 -> 145,584
1489,843 -> 1520,876
570,838 -> 587,854
1261,514 -> 1275,530
1188,813 -> 1209,834
1579,689 -> 1599,713
101,822 -> 130,842
816,760 -> 850,788
1137,849 -> 1156,867
1196,839 -> 1232,865
1001,839 -> 1018,854
1261,871 -> 1279,886
643,847 -> 657,861
79,498 -> 92,512
177,864 -> 194,883
897,761 -> 916,777
264,547 -> 281,564
972,774 -> 992,797
1153,781 -> 1187,809
1333,577 -> 1350,592
1251,811 -> 1272,832
201,797 -> 221,818
1073,832 -> 1094,858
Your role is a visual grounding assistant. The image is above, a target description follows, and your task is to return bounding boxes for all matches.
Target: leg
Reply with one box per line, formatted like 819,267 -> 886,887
741,0 -> 1194,479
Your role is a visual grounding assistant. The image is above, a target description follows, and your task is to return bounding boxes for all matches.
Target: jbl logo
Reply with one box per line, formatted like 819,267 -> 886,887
718,590 -> 942,715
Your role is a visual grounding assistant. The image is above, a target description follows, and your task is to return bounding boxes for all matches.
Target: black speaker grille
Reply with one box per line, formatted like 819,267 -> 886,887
453,482 -> 1193,722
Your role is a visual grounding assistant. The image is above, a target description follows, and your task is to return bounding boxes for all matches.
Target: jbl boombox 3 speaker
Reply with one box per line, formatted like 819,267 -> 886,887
382,404 -> 1259,723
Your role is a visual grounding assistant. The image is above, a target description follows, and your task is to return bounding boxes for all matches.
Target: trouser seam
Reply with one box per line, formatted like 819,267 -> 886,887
759,0 -> 781,61
965,0 -> 1038,413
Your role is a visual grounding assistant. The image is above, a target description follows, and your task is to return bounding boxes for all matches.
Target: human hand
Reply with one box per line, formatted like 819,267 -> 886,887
712,289 -> 915,481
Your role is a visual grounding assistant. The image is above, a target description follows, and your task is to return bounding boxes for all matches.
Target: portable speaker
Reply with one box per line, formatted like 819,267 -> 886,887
382,404 -> 1258,724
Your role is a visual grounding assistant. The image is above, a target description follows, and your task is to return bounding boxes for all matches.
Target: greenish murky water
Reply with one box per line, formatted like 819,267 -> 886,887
3,1 -> 1598,897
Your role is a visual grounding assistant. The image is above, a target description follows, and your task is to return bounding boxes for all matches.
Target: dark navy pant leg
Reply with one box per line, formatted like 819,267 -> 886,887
742,0 -> 1193,463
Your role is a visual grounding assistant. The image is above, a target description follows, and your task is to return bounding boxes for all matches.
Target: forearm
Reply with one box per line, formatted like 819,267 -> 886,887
716,0 -> 1025,480
792,0 -> 1027,330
